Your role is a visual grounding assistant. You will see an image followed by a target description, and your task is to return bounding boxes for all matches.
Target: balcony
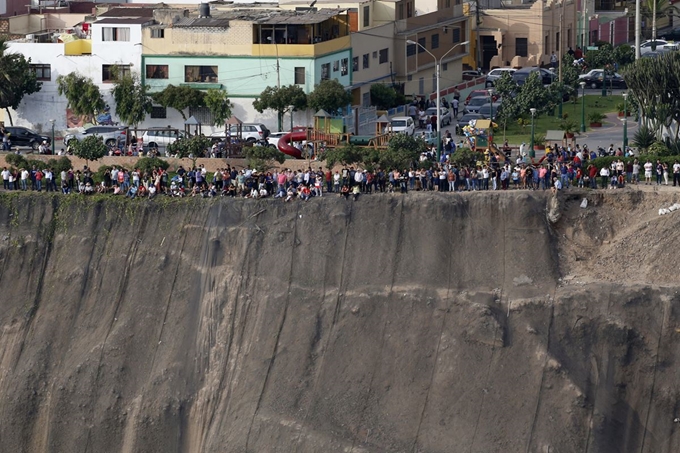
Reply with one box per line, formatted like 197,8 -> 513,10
251,36 -> 351,58
64,39 -> 91,56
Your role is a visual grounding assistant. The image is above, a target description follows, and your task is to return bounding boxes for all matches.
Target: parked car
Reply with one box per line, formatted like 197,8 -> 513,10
485,68 -> 517,87
458,112 -> 485,124
63,125 -> 127,147
512,67 -> 556,86
226,123 -> 271,142
417,130 -> 438,146
464,96 -> 491,114
661,28 -> 680,41
425,107 -> 452,126
639,39 -> 678,55
4,126 -> 51,151
578,69 -> 627,89
142,128 -> 184,149
478,102 -> 502,121
464,89 -> 498,105
462,70 -> 484,81
385,116 -> 415,136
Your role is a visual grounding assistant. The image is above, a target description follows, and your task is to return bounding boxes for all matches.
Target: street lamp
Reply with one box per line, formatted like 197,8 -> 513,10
487,88 -> 494,146
529,108 -> 537,159
406,39 -> 469,162
622,92 -> 628,151
49,119 -> 55,155
580,81 -> 586,133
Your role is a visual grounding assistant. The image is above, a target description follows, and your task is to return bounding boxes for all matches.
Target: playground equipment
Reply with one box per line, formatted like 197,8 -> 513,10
277,126 -> 394,159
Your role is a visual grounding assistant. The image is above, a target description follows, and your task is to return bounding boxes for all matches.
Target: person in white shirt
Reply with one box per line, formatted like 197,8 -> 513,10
20,168 -> 29,191
600,166 -> 610,188
552,177 -> 562,194
1,167 -> 10,190
643,160 -> 653,185
673,160 -> 680,187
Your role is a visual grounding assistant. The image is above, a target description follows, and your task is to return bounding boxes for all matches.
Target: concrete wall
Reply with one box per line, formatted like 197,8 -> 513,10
350,22 -> 395,106
141,22 -> 253,56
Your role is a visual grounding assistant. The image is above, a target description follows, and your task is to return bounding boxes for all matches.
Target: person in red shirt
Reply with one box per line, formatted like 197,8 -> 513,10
35,169 -> 43,192
588,164 -> 598,189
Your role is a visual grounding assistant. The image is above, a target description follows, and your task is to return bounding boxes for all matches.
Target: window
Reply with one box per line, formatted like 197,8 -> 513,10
102,27 -> 130,42
406,43 -> 416,57
556,32 -> 560,52
362,92 -> 370,107
189,106 -> 213,125
545,35 -> 549,55
29,64 -> 50,81
150,106 -> 167,119
150,28 -> 164,38
363,53 -> 369,69
398,3 -> 404,20
418,37 -> 426,53
407,74 -> 412,81
407,1 -> 413,18
341,58 -> 348,76
432,34 -> 439,49
363,5 -> 370,27
102,64 -> 130,83
418,77 -> 424,94
294,67 -> 305,84
516,38 -> 528,57
146,64 -> 168,79
184,65 -> 218,83
452,27 -> 461,43
443,62 -> 448,71
353,57 -> 359,72
379,48 -> 388,64
445,0 -> 451,6
321,63 -> 330,80
333,60 -> 339,72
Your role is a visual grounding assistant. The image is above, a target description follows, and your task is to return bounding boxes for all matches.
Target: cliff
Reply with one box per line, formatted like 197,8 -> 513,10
0,191 -> 678,452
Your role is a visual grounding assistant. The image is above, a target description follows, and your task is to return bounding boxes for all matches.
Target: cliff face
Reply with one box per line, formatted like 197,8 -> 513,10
0,192 -> 678,453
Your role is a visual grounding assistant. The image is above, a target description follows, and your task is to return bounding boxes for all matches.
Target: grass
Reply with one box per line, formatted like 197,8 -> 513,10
498,94 -> 624,145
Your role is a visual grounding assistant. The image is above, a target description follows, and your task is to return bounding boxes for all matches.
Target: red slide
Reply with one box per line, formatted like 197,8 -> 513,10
277,131 -> 307,159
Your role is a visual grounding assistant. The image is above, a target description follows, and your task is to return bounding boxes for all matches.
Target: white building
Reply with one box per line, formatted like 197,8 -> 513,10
7,9 -> 151,137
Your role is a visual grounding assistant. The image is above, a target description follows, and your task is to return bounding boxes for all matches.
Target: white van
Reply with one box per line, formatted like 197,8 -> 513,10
385,116 -> 415,136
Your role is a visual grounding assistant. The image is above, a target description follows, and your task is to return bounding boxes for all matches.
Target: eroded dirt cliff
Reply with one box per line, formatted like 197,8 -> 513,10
0,191 -> 678,453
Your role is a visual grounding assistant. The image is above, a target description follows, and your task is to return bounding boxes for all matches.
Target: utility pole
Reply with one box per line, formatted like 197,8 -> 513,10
558,5 -> 564,117
582,2 -> 587,49
652,0 -> 657,43
635,0 -> 641,59
476,0 -> 482,70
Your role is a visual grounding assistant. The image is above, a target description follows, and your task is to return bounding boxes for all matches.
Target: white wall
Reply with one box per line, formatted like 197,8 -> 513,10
7,24 -> 143,135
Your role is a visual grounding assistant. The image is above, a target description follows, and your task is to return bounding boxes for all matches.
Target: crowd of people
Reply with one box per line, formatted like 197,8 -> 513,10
3,142 -> 680,200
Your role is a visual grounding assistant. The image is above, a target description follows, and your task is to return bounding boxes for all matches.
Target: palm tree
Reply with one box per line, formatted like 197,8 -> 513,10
643,0 -> 678,40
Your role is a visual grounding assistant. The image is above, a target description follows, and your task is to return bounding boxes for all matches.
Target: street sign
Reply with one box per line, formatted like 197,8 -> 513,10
587,46 -> 599,51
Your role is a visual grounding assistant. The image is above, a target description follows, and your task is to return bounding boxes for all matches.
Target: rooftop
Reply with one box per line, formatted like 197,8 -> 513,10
98,7 -> 155,18
95,17 -> 155,25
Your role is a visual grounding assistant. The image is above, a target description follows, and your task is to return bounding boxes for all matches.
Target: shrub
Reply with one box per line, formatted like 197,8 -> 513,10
632,126 -> 656,152
136,157 -> 169,175
587,111 -> 606,123
27,159 -> 47,170
647,141 -> 670,156
4,153 -> 28,169
46,156 -> 73,174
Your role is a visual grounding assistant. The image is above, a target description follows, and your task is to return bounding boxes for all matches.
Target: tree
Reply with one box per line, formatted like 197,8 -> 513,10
492,72 -> 520,139
252,85 -> 307,131
204,89 -> 233,127
381,133 -> 426,170
0,39 -> 42,126
370,84 -> 398,110
323,143 -> 365,168
167,134 -> 212,168
71,135 -> 108,166
515,72 -> 556,116
152,85 -> 205,121
623,52 -> 680,141
243,145 -> 286,171
308,79 -> 352,116
111,72 -> 152,127
57,73 -> 105,125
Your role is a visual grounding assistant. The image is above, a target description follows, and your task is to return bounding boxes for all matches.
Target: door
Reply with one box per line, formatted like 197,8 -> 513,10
481,36 -> 498,71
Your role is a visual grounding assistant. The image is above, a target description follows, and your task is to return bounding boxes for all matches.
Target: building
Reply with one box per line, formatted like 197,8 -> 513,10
6,7 -> 153,133
477,0 -> 578,69
141,5 -> 352,131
